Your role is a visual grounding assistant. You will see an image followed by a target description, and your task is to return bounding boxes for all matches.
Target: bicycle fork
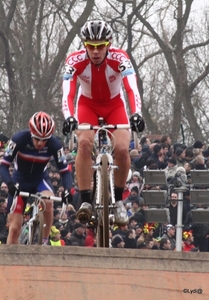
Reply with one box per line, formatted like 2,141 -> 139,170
93,153 -> 118,210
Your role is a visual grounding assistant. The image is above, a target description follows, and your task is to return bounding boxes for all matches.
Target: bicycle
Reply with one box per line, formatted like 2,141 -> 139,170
19,192 -> 63,245
73,118 -> 134,247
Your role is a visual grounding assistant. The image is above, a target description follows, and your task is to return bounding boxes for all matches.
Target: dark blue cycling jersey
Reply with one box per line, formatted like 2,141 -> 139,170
0,129 -> 72,191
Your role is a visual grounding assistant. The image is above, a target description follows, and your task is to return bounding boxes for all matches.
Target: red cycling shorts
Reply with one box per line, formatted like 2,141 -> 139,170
76,94 -> 129,125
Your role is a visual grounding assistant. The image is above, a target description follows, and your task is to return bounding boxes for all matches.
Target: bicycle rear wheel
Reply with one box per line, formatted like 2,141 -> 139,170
97,155 -> 110,248
28,211 -> 44,245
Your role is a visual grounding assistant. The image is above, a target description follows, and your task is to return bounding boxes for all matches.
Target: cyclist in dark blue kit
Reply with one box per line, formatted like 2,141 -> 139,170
0,111 -> 72,244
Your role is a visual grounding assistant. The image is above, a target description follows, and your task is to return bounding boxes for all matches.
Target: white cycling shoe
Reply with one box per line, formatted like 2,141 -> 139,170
114,200 -> 129,226
76,202 -> 92,224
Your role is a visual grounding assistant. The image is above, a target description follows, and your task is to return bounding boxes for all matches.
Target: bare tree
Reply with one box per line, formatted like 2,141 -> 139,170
0,0 -> 209,145
99,0 -> 209,142
0,0 -> 95,136
0,0 -> 18,134
128,0 -> 209,142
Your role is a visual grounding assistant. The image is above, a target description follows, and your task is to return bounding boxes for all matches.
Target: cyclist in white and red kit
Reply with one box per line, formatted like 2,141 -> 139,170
62,20 -> 145,225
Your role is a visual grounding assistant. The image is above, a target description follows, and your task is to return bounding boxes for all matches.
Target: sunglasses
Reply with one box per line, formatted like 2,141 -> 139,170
33,137 -> 48,142
84,41 -> 109,50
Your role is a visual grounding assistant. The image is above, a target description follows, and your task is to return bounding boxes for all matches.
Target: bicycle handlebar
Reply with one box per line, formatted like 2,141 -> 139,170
76,124 -> 130,130
19,192 -> 62,202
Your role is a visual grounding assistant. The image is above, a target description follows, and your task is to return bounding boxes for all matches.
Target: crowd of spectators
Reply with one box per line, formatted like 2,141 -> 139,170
1,133 -> 209,251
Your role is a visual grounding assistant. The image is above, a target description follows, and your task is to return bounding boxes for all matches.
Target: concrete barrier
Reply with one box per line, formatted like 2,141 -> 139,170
0,245 -> 208,299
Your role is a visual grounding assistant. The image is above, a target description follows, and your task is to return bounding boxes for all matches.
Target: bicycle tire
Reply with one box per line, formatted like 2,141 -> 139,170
68,131 -> 75,151
28,221 -> 38,245
28,210 -> 44,245
37,210 -> 44,245
133,131 -> 139,150
97,155 -> 110,248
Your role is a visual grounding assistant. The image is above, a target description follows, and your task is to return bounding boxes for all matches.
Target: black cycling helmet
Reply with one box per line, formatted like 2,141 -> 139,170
81,20 -> 113,41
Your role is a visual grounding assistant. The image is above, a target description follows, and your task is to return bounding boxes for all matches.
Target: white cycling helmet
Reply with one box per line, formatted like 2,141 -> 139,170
81,20 -> 113,41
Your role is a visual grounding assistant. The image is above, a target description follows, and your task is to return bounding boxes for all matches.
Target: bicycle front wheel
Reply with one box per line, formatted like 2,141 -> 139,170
68,131 -> 75,151
133,131 -> 139,150
28,211 -> 44,245
97,154 -> 110,248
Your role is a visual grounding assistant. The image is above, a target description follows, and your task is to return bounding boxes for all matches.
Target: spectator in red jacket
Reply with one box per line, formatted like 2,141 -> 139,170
84,222 -> 96,247
182,230 -> 196,252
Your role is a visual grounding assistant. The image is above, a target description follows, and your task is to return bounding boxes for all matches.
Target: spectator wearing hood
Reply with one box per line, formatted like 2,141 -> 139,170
48,226 -> 65,246
128,171 -> 142,191
123,186 -> 143,209
111,234 -> 125,248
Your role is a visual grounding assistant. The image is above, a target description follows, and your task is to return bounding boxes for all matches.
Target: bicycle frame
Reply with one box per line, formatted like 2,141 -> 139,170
77,122 -> 130,206
94,152 -> 117,208
76,120 -> 130,247
19,192 -> 62,245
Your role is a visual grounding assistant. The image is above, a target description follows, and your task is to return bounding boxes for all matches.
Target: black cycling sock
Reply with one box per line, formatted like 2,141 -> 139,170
114,186 -> 124,202
80,189 -> 91,204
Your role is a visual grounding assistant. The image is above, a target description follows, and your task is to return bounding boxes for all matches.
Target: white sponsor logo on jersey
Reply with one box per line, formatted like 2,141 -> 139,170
66,54 -> 83,66
5,140 -> 16,156
111,52 -> 127,62
57,148 -> 66,163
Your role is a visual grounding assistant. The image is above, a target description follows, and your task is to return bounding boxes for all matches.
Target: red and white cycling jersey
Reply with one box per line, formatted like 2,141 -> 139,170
62,46 -> 142,122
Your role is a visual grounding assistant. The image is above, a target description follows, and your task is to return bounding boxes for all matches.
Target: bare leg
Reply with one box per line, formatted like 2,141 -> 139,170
109,129 -> 130,225
112,129 -> 131,188
75,130 -> 95,190
75,130 -> 95,222
7,213 -> 23,244
41,190 -> 54,238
